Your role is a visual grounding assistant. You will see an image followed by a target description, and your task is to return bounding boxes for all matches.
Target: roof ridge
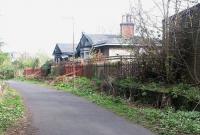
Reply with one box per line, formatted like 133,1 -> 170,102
84,33 -> 119,36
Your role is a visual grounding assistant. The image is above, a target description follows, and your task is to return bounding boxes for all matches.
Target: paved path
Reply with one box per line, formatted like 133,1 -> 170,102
8,81 -> 154,135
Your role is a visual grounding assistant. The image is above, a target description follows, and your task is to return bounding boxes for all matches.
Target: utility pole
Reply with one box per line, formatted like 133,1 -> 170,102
72,18 -> 75,90
62,16 -> 76,90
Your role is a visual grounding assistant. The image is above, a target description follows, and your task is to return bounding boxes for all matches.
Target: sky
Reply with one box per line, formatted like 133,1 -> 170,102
0,0 -> 133,57
0,0 -> 196,57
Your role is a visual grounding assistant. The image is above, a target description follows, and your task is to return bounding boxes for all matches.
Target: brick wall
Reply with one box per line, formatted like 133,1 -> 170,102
120,24 -> 134,39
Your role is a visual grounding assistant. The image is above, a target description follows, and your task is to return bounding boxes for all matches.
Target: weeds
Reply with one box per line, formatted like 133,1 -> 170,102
18,77 -> 200,135
54,77 -> 200,135
0,86 -> 24,134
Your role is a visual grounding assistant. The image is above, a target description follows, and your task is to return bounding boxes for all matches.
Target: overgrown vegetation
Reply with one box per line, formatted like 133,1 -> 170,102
41,60 -> 52,77
0,83 -> 24,134
116,78 -> 200,101
46,77 -> 200,135
104,77 -> 200,111
0,43 -> 51,80
0,53 -> 15,79
0,52 -> 38,79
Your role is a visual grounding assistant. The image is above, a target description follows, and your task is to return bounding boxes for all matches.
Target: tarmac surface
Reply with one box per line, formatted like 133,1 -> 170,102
8,81 -> 154,135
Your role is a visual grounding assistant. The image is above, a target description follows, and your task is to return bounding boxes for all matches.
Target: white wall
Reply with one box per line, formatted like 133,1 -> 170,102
109,48 -> 131,56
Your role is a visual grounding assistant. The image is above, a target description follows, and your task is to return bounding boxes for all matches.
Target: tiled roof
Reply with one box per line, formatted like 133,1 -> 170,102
84,34 -> 159,47
76,33 -> 162,51
56,43 -> 73,53
53,43 -> 75,55
84,34 -> 122,45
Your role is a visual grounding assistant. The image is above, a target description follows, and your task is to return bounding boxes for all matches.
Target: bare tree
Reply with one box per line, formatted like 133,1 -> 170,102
130,0 -> 200,83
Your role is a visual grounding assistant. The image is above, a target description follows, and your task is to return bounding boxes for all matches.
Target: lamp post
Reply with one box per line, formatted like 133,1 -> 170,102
62,16 -> 76,90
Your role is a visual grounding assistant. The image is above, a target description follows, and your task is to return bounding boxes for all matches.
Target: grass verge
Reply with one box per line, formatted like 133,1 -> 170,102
0,84 -> 24,134
16,77 -> 200,135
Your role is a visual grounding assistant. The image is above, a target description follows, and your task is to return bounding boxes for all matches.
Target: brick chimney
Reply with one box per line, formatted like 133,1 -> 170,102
120,14 -> 134,39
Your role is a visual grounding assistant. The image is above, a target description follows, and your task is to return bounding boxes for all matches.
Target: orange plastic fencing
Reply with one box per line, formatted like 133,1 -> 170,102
23,68 -> 42,76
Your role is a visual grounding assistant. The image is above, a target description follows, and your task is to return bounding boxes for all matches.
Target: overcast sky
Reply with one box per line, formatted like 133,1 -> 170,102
0,0 -> 195,57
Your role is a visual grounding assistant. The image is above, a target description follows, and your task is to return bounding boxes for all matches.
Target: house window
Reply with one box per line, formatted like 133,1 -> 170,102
199,20 -> 200,27
80,53 -> 84,58
184,22 -> 190,28
85,52 -> 89,58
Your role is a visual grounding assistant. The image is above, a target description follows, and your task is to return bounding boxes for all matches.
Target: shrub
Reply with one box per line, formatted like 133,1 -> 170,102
0,65 -> 15,79
41,60 -> 52,77
50,64 -> 65,76
169,83 -> 200,101
113,78 -> 141,101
